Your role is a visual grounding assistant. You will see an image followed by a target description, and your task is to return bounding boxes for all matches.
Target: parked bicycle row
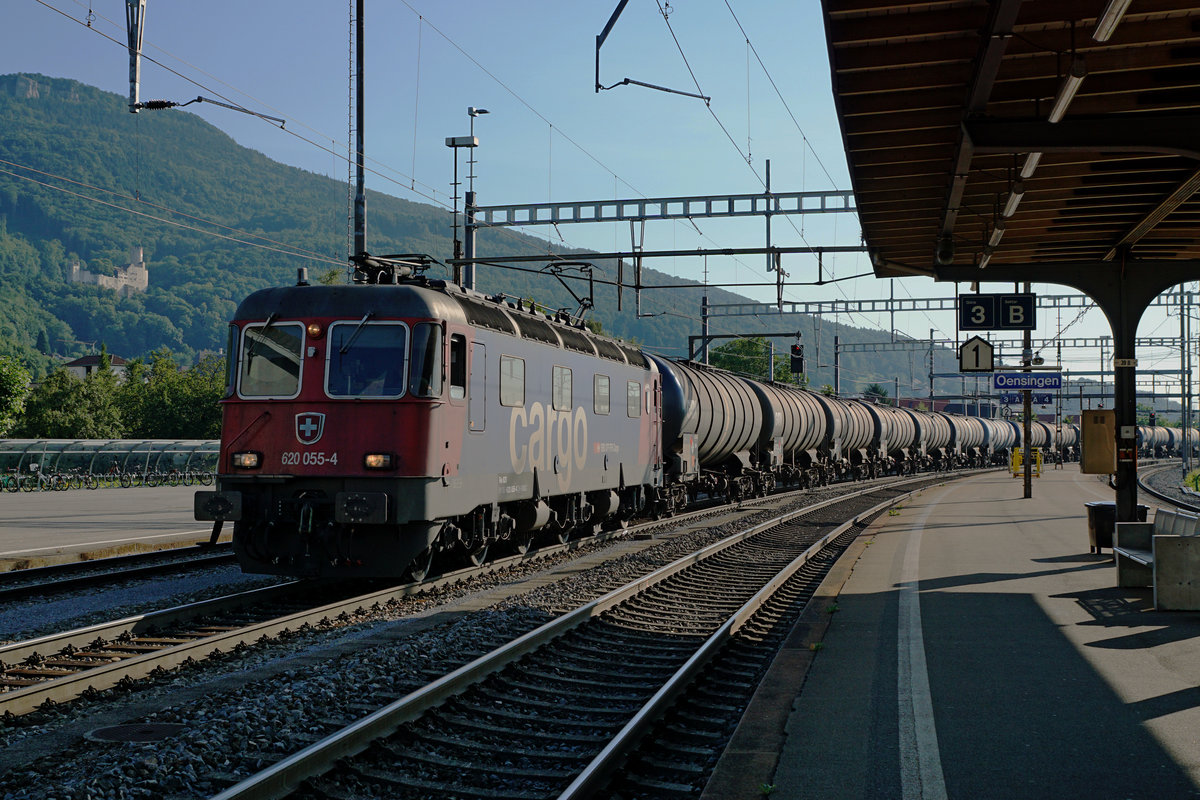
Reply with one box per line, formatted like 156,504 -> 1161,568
1,464 -> 215,492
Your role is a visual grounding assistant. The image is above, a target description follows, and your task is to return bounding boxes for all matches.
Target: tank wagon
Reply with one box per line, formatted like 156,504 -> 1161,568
941,413 -> 987,467
196,274 -> 1024,580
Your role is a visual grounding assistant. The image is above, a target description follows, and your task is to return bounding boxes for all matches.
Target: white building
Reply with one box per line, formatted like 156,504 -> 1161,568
69,246 -> 148,296
63,354 -> 129,380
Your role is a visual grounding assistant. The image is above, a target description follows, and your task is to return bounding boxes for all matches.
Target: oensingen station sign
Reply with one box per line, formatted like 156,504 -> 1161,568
992,372 -> 1062,391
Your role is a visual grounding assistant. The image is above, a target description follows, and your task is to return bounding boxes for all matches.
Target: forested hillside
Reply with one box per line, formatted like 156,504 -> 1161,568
0,73 -> 957,390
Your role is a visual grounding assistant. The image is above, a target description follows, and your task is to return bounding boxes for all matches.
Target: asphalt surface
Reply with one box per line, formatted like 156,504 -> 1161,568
710,464 -> 1200,800
0,485 -> 213,569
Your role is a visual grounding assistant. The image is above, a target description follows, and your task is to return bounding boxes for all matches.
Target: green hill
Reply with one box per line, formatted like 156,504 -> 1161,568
0,73 -> 955,393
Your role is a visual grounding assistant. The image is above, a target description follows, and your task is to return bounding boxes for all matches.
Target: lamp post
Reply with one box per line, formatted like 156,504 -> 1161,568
464,107 -> 488,291
467,107 -> 488,194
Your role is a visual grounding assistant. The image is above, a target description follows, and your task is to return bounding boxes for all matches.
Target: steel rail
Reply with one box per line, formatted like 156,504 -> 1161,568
1138,464 -> 1200,514
555,486 -> 922,798
209,474 -> 948,800
0,544 -> 235,602
0,510 -> 708,717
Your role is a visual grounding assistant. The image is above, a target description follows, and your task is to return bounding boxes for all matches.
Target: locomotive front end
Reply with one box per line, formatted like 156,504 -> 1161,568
195,283 -> 459,579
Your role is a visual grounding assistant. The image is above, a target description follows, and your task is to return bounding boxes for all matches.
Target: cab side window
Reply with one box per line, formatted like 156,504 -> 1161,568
500,355 -> 525,407
449,334 -> 467,400
627,380 -> 641,418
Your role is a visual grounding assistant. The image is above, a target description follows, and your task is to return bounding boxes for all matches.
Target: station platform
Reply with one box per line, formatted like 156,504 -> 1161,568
0,485 -> 220,571
705,464 -> 1200,799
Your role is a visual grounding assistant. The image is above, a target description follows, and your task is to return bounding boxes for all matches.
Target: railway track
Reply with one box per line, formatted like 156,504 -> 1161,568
1138,462 -> 1200,513
209,475 -> 947,800
0,501 -> 739,719
0,543 -> 236,603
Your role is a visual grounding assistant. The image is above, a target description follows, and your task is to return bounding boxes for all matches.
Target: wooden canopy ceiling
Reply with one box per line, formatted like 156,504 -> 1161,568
820,0 -> 1200,281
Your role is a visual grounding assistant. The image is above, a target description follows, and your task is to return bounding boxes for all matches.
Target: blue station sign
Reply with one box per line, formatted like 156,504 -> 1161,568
1001,393 -> 1055,405
993,372 -> 1062,391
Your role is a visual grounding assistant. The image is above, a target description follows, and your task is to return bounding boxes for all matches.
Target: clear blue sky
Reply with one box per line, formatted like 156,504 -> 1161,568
2,0 -> 1191,399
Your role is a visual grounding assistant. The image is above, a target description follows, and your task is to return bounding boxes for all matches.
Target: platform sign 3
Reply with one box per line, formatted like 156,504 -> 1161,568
959,293 -> 1036,330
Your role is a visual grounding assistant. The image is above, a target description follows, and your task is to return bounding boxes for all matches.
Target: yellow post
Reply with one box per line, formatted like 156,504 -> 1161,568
1010,448 -> 1023,477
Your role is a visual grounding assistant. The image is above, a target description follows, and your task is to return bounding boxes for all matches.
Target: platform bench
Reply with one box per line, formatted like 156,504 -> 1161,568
1115,509 -> 1200,610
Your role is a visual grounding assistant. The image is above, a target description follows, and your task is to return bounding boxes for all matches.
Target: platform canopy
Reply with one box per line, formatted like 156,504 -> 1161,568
819,0 -> 1200,285
819,1 -> 1200,521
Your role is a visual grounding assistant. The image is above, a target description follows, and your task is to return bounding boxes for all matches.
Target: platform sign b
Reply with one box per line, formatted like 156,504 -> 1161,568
999,295 -> 1035,330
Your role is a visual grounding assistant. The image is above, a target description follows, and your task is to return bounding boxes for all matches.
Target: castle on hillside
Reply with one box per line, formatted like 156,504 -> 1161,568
69,246 -> 149,296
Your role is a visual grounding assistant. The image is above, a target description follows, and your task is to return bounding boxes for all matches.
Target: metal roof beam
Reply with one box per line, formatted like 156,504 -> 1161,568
1103,166 -> 1200,260
965,114 -> 1200,161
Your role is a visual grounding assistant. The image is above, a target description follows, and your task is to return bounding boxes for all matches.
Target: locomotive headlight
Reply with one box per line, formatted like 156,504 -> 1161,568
231,451 -> 261,469
363,453 -> 394,470
306,322 -> 323,338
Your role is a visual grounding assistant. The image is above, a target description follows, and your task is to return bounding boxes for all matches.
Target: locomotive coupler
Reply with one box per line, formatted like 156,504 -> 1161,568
298,502 -> 315,536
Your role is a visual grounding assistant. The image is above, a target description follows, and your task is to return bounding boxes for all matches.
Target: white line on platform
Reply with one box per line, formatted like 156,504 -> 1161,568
0,529 -> 213,557
898,495 -> 949,800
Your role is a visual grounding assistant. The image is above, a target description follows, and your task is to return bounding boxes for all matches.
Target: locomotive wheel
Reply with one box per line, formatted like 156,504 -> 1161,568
404,547 -> 435,583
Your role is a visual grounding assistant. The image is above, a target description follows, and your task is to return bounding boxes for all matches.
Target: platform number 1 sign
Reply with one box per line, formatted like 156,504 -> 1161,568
959,335 -> 994,372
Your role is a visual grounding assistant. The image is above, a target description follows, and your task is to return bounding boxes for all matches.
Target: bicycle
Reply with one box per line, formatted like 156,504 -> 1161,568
22,464 -> 66,492
1,469 -> 19,493
67,468 -> 100,490
103,463 -> 135,488
62,467 -> 85,490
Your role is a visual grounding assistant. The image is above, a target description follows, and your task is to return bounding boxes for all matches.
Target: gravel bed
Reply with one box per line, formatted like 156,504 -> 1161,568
1143,463 -> 1200,509
0,566 -> 285,646
0,485 -> 879,800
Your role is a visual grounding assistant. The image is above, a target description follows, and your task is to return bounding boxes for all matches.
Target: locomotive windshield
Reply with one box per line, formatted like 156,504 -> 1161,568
327,322 -> 407,397
240,322 -> 303,398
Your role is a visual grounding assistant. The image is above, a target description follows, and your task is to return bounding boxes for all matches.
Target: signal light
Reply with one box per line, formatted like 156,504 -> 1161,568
790,343 -> 805,374
306,323 -> 324,338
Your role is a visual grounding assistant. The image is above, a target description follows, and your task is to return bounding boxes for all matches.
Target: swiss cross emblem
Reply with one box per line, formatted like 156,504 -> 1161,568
295,413 -> 325,445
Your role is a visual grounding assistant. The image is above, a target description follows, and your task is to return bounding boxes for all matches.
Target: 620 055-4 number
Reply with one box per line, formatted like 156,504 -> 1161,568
281,452 -> 339,466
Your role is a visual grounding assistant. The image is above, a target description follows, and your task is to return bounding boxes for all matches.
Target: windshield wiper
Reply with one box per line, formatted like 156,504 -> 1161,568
246,312 -> 279,361
340,311 -> 375,354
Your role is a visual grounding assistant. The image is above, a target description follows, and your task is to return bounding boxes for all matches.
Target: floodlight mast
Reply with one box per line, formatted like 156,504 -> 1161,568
353,0 -> 366,262
126,0 -> 147,113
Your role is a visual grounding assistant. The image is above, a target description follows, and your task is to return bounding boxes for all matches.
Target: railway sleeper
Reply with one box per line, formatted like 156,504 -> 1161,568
669,707 -> 729,731
637,754 -> 710,777
344,765 -> 554,800
473,685 -> 637,718
519,665 -> 662,693
408,727 -> 594,762
441,702 -> 614,733
496,675 -> 647,704
434,712 -> 609,745
518,664 -> 673,693
615,775 -> 698,795
553,639 -> 684,665
372,742 -> 577,781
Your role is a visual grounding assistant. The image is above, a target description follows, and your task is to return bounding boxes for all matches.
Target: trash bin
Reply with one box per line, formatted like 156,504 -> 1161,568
1084,501 -> 1148,553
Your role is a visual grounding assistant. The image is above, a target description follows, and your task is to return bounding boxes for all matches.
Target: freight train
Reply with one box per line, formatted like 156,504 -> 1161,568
195,271 -> 1107,581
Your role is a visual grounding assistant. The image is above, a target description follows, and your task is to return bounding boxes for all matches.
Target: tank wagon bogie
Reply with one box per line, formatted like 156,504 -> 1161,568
197,276 -> 1065,581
